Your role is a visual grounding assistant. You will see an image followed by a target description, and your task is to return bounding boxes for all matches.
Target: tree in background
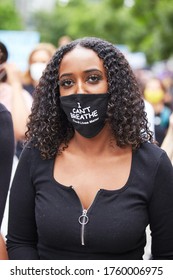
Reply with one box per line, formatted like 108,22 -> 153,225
1,0 -> 173,65
129,0 -> 173,63
0,0 -> 23,30
33,0 -> 135,48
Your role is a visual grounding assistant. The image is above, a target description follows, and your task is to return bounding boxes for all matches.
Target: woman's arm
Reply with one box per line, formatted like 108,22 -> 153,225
149,151 -> 173,259
6,144 -> 39,259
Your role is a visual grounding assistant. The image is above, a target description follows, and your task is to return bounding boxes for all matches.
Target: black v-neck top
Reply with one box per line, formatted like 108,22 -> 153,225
7,141 -> 173,259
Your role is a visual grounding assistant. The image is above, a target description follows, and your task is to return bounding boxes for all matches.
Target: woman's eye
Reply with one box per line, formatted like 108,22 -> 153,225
59,79 -> 74,88
87,75 -> 102,83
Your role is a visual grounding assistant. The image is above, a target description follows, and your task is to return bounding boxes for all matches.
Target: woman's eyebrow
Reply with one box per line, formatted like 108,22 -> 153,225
84,69 -> 103,74
59,69 -> 103,79
59,73 -> 72,79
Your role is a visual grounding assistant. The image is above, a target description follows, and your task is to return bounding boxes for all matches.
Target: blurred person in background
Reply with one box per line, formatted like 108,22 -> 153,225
134,69 -> 155,136
58,35 -> 72,48
0,103 -> 14,259
22,42 -> 56,96
161,112 -> 173,165
158,71 -> 173,110
143,77 -> 172,146
0,41 -> 33,158
19,42 -> 56,156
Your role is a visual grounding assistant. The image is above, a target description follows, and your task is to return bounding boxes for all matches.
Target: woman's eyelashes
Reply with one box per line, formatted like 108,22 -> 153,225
59,79 -> 74,88
59,74 -> 103,89
87,74 -> 103,84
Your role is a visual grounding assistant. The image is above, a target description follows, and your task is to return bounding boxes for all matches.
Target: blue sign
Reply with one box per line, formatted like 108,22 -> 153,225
0,30 -> 40,71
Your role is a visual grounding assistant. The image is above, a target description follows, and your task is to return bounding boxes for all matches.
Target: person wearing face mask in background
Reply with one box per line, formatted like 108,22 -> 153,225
7,37 -> 173,260
22,42 -> 56,96
13,42 -> 56,157
144,77 -> 172,146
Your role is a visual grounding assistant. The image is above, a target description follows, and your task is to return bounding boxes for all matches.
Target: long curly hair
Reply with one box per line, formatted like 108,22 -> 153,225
26,37 -> 154,159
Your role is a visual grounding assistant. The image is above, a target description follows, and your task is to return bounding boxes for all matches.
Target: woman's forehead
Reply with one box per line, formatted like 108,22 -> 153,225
59,46 -> 104,72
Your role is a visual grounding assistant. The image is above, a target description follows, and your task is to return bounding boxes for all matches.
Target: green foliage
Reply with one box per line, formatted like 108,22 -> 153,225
2,0 -> 171,64
156,1 -> 173,60
0,0 -> 23,30
32,11 -> 70,46
129,0 -> 173,63
105,0 -> 124,9
33,0 -> 134,47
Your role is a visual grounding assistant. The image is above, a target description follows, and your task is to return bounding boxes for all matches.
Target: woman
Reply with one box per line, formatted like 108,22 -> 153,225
0,103 -> 14,259
7,37 -> 173,260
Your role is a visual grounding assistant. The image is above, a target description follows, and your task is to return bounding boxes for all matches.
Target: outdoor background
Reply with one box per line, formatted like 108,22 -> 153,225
1,0 -> 173,72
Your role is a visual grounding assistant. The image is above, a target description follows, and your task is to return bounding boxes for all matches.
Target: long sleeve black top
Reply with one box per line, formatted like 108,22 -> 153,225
7,141 -> 173,260
0,103 -> 14,228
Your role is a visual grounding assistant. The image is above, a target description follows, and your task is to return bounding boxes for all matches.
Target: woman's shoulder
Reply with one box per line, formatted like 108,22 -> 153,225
133,142 -> 172,180
18,141 -> 54,180
16,141 -> 45,176
136,141 -> 167,162
20,141 -> 54,164
141,141 -> 163,151
19,141 -> 41,161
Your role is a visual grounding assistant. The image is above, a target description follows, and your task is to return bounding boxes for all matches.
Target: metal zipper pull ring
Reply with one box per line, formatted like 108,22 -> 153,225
78,209 -> 89,225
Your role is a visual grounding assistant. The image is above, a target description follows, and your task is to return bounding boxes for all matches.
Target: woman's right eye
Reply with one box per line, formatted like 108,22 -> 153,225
59,79 -> 74,88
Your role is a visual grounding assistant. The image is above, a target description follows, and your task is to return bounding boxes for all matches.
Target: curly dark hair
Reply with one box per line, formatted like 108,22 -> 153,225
26,37 -> 154,159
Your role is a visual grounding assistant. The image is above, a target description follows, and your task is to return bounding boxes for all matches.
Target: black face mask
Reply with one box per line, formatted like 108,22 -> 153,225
60,93 -> 109,138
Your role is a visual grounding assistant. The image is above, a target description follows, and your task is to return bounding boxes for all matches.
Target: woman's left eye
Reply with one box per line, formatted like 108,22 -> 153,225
87,75 -> 102,83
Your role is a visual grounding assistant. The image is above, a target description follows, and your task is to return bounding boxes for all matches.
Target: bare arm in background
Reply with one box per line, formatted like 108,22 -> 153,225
0,234 -> 8,259
3,63 -> 33,141
161,113 -> 173,164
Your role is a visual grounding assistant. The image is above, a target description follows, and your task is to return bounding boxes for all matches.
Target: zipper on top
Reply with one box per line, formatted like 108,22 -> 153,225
78,209 -> 89,246
71,187 -> 101,246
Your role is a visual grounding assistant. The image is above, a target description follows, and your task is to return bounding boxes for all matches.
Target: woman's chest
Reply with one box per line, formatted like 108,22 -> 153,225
34,183 -> 149,253
53,150 -> 132,209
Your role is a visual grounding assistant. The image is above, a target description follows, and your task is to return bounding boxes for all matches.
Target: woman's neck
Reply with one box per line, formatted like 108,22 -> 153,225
68,124 -> 117,156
